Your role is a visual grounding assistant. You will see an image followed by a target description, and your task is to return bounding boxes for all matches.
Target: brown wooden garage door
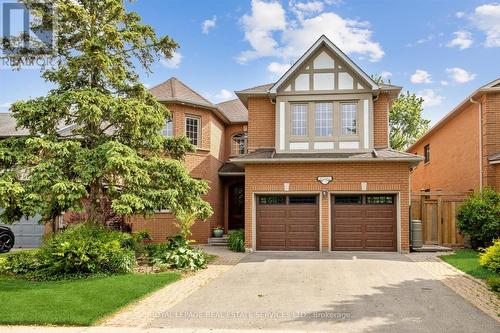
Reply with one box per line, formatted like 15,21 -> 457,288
256,195 -> 319,251
331,194 -> 396,251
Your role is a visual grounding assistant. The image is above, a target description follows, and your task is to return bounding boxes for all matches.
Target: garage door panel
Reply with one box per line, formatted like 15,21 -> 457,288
365,224 -> 394,233
365,239 -> 395,249
288,224 -> 317,233
334,239 -> 364,249
335,224 -> 363,233
257,195 -> 319,251
332,195 -> 396,251
259,224 -> 286,233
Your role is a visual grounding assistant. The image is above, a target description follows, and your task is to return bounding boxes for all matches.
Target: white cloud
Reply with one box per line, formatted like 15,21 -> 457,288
446,67 -> 476,83
447,31 -> 473,50
281,12 -> 384,62
410,70 -> 432,84
238,0 -> 384,63
471,3 -> 500,47
417,89 -> 444,107
292,1 -> 324,14
267,61 -> 291,76
214,89 -> 235,102
160,51 -> 183,69
380,71 -> 392,80
440,80 -> 449,86
237,0 -> 287,63
202,16 -> 217,34
455,11 -> 465,18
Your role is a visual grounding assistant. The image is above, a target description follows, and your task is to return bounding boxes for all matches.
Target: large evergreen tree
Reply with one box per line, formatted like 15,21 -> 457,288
0,0 -> 212,227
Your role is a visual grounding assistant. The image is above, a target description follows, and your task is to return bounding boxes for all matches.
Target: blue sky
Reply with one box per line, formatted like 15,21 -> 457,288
1,0 -> 499,125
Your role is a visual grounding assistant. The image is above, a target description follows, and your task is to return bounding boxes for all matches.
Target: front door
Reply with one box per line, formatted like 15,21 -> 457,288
228,183 -> 244,230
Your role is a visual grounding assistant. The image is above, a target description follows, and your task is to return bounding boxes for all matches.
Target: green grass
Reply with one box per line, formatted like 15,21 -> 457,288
0,272 -> 180,326
440,249 -> 499,281
206,254 -> 218,263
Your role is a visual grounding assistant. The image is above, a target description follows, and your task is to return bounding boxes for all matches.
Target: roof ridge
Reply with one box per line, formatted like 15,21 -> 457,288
173,77 -> 214,106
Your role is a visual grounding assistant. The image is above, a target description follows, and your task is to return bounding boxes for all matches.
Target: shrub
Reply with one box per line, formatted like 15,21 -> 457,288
487,277 -> 500,292
0,223 -> 136,280
479,239 -> 500,273
227,229 -> 245,253
456,188 -> 500,248
145,235 -> 207,271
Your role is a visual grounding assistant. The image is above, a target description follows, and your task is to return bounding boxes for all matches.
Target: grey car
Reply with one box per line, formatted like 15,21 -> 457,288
0,226 -> 15,253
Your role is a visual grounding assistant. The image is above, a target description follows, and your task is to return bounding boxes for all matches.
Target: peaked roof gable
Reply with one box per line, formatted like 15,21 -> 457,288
269,35 -> 380,94
149,77 -> 215,109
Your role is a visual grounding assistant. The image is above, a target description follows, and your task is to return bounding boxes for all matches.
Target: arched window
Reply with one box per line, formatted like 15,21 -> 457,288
231,132 -> 247,156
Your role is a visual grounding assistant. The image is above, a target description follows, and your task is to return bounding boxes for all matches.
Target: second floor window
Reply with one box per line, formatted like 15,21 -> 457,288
231,132 -> 248,156
315,102 -> 333,136
341,103 -> 357,135
164,119 -> 173,137
185,115 -> 200,147
291,104 -> 307,136
424,144 -> 430,163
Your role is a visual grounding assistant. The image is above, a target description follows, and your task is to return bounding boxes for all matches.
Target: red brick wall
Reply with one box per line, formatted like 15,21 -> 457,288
373,93 -> 390,148
247,97 -> 275,151
483,93 -> 500,190
410,102 -> 481,192
244,162 -> 411,252
129,103 -> 226,243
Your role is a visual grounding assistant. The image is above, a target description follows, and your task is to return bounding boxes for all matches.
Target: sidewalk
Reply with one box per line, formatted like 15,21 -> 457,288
0,327 -> 330,333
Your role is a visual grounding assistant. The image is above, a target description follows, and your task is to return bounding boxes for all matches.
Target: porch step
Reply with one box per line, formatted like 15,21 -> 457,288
208,236 -> 228,246
412,245 -> 453,252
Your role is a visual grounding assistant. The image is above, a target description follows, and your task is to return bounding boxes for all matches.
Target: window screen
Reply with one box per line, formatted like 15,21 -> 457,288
315,102 -> 333,136
185,116 -> 200,146
291,104 -> 308,136
341,103 -> 357,135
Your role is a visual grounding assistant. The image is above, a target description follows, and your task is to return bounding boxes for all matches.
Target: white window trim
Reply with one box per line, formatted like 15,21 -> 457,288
185,115 -> 201,147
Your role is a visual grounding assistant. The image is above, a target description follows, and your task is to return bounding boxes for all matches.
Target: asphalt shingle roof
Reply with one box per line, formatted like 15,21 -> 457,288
0,113 -> 30,137
216,99 -> 248,123
149,77 -> 216,108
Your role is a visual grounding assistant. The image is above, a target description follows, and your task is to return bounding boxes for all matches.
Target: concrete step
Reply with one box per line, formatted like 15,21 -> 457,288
208,236 -> 228,246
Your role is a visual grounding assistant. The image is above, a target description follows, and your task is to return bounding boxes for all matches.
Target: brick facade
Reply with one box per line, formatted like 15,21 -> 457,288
409,102 -> 481,192
373,93 -> 390,148
247,97 -> 275,152
410,92 -> 499,193
129,103 -> 226,244
244,162 -> 411,252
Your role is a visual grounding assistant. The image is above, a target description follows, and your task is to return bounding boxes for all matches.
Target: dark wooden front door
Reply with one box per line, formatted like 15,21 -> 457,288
228,183 -> 244,230
331,194 -> 397,251
256,195 -> 319,251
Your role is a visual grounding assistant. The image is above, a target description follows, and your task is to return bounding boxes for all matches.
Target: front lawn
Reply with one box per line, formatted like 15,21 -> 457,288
0,272 -> 180,326
440,249 -> 498,281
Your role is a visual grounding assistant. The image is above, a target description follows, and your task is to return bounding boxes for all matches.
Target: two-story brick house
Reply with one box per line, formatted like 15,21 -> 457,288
131,36 -> 421,253
408,78 -> 500,193
0,35 -> 422,252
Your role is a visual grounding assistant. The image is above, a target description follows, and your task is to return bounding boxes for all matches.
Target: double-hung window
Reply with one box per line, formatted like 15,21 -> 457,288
291,104 -> 307,136
424,144 -> 430,164
341,103 -> 357,135
315,102 -> 333,136
185,115 -> 200,147
164,119 -> 173,137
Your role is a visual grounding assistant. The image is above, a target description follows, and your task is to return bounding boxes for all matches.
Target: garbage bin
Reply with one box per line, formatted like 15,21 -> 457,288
412,220 -> 423,249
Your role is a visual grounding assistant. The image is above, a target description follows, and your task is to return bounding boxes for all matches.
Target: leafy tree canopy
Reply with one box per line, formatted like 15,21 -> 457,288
372,74 -> 430,151
0,0 -> 212,225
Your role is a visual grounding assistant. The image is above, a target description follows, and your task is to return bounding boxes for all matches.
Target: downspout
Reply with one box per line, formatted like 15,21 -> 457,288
470,97 -> 483,190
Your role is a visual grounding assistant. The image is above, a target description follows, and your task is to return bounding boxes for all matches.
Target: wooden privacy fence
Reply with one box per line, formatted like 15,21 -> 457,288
411,191 -> 472,247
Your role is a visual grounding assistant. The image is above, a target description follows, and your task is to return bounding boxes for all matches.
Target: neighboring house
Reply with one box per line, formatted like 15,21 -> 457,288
0,35 -> 422,252
407,78 -> 500,193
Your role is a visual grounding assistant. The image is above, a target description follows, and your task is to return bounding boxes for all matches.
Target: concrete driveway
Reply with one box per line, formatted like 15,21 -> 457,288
149,252 -> 498,332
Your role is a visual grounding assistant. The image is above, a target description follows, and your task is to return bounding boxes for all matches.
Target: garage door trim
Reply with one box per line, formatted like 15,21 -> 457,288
329,192 -> 400,253
253,192 -> 322,252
